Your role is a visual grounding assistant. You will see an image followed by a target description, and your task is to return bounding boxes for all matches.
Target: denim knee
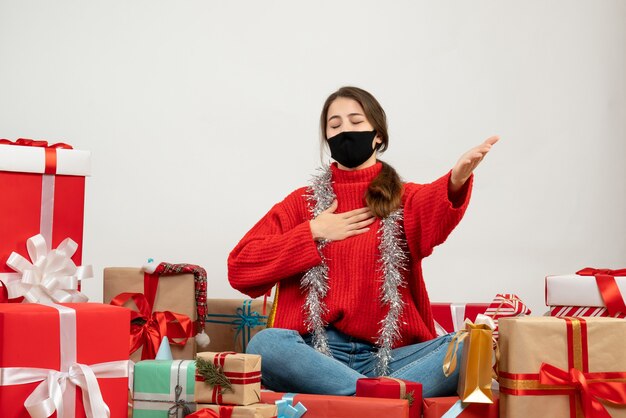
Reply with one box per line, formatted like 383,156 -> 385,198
246,328 -> 301,357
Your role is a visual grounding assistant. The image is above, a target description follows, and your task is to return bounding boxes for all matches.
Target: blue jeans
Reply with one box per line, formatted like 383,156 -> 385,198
246,326 -> 461,397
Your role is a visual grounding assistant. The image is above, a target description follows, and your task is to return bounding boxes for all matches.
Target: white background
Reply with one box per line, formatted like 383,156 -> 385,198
1,1 -> 624,316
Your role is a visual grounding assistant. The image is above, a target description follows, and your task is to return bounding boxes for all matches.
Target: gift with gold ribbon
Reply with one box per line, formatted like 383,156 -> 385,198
498,316 -> 626,417
194,352 -> 262,406
0,303 -> 131,417
195,403 -> 278,418
546,268 -> 626,316
110,292 -> 193,361
443,315 -> 496,404
356,377 -> 422,418
0,139 -> 90,297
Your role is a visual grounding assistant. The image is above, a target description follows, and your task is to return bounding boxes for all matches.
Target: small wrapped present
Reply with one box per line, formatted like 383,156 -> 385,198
0,303 -> 130,417
204,298 -> 272,353
499,316 -> 626,417
356,377 -> 422,418
483,293 -> 531,339
443,315 -> 495,404
546,268 -> 626,316
260,391 -> 409,418
550,305 -> 626,318
194,352 -> 261,405
0,138 -> 90,299
431,303 -> 490,335
422,395 -> 499,418
132,359 -> 197,418
104,261 -> 208,361
195,403 -> 277,418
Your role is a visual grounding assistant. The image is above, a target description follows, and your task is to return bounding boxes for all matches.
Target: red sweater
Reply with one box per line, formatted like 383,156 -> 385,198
228,162 -> 472,347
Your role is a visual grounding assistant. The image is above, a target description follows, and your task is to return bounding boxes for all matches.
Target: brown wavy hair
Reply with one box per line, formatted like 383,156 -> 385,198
320,86 -> 403,218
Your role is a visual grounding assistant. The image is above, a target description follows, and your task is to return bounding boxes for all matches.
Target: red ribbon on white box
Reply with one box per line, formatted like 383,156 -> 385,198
0,304 -> 130,418
1,234 -> 92,304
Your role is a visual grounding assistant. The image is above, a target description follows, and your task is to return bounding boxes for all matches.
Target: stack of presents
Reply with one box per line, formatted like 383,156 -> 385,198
1,138 -> 625,417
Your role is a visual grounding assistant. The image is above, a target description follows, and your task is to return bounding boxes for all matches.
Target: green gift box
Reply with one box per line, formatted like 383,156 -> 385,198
133,359 -> 197,418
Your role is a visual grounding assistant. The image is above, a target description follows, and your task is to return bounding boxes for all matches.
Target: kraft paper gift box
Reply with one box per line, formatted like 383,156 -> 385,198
356,377 -> 422,418
431,303 -> 490,335
204,299 -> 273,353
195,352 -> 262,406
104,265 -> 198,361
195,403 -> 277,418
498,316 -> 626,418
0,139 -> 90,298
546,268 -> 626,316
132,359 -> 197,418
0,303 -> 130,418
260,391 -> 409,418
422,395 -> 499,418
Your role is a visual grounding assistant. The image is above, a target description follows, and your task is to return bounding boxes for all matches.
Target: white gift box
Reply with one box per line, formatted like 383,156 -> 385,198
545,273 -> 626,308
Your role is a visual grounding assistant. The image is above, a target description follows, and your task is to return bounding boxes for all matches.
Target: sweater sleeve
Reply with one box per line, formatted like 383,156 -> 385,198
228,189 -> 323,298
403,171 -> 473,259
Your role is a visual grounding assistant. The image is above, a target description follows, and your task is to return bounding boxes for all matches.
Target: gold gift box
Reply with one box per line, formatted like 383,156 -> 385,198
204,298 -> 272,353
499,316 -> 626,418
103,267 -> 197,362
195,352 -> 262,406
196,403 -> 277,418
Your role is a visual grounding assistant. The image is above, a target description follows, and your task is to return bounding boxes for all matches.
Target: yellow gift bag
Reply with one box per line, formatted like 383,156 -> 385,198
443,315 -> 495,404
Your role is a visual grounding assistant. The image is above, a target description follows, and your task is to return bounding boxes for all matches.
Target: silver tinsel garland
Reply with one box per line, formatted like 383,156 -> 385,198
374,208 -> 408,376
302,165 -> 407,373
301,166 -> 334,356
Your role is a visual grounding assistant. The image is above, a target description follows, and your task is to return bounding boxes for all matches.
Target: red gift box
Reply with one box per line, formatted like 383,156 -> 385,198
422,395 -> 499,418
356,377 -> 422,418
0,303 -> 130,417
260,391 -> 409,418
431,303 -> 490,335
0,139 -> 90,296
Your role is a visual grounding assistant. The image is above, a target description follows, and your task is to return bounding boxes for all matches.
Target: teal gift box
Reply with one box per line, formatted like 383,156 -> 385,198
133,359 -> 197,418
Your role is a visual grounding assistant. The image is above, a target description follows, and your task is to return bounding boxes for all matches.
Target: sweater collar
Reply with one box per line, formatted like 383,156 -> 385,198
330,161 -> 382,184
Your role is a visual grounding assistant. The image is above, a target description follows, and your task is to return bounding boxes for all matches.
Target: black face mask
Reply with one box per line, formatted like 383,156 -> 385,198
328,130 -> 378,168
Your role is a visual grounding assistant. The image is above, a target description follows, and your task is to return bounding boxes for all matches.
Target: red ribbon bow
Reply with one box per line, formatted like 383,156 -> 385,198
110,292 -> 193,360
577,268 -> 626,316
539,362 -> 626,418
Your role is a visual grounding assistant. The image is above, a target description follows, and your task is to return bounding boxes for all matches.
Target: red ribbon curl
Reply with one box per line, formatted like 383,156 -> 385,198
110,292 -> 193,360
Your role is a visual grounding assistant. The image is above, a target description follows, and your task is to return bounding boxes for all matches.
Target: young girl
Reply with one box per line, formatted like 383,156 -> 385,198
228,86 -> 498,397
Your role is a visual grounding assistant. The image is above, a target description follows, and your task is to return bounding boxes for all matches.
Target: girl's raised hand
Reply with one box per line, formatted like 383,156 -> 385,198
450,135 -> 499,192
